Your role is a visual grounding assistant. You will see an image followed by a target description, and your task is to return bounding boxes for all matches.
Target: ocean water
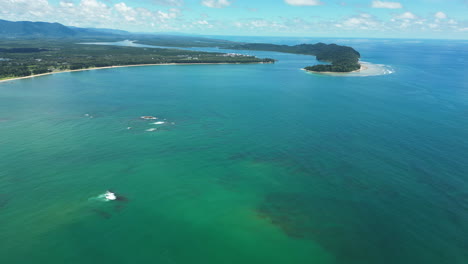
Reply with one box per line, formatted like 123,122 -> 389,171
0,38 -> 467,264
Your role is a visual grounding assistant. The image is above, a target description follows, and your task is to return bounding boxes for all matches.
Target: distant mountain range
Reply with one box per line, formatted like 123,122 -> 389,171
0,19 -> 237,48
68,26 -> 131,36
0,19 -> 132,38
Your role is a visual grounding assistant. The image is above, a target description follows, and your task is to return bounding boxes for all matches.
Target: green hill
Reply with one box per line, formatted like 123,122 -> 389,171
229,42 -> 361,72
0,19 -> 77,37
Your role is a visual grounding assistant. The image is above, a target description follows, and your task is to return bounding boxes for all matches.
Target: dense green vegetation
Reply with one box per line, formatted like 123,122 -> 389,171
0,39 -> 274,80
229,43 -> 361,72
0,19 -> 361,76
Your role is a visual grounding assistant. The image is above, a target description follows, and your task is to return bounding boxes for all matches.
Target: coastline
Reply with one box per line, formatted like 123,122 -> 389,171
352,64 -> 369,73
0,62 -> 271,83
304,63 -> 369,75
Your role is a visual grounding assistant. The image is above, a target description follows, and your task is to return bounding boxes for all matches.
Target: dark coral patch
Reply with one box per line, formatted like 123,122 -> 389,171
256,192 -> 420,264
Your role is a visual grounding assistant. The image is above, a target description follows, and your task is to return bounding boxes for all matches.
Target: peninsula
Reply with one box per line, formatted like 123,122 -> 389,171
229,43 -> 361,73
0,40 -> 274,81
0,19 -> 278,81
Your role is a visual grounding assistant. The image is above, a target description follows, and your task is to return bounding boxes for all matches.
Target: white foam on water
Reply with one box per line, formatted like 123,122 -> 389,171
89,191 -> 117,202
89,193 -> 111,202
146,128 -> 157,132
104,191 -> 116,200
152,121 -> 165,125
141,116 -> 157,120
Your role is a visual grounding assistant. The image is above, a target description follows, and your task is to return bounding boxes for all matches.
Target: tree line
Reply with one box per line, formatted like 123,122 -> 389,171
230,42 -> 361,72
0,40 -> 274,79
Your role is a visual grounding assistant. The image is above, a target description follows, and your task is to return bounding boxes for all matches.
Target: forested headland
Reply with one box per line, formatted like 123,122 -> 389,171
229,43 -> 361,72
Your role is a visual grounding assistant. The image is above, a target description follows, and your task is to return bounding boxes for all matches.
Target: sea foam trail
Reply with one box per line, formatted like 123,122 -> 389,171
88,193 -> 111,202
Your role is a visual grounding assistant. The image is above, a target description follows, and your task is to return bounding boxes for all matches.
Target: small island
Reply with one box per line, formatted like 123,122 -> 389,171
229,42 -> 361,73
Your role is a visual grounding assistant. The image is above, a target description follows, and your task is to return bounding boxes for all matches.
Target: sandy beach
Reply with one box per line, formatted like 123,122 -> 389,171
0,62 -> 270,83
352,64 -> 369,72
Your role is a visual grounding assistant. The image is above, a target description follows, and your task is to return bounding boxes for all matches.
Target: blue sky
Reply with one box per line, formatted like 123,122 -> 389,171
1,0 -> 467,39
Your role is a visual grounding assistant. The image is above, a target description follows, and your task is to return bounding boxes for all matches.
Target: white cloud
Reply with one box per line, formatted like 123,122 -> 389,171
157,10 -> 178,20
114,3 -> 148,22
395,12 -> 417,20
59,2 -> 74,8
230,19 -> 290,32
0,0 -> 181,31
77,0 -> 112,21
251,20 -> 269,27
152,0 -> 184,6
201,0 -> 231,8
434,11 -> 447,19
284,0 -> 323,6
0,0 -> 53,20
0,0 -> 466,36
188,19 -> 214,29
233,21 -> 243,28
195,20 -> 209,25
335,14 -> 383,30
114,3 -> 137,22
80,0 -> 108,11
448,19 -> 457,25
115,2 -> 131,13
371,1 -> 402,9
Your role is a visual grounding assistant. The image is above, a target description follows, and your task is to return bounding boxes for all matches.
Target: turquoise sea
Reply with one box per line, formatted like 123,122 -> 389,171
0,37 -> 467,264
